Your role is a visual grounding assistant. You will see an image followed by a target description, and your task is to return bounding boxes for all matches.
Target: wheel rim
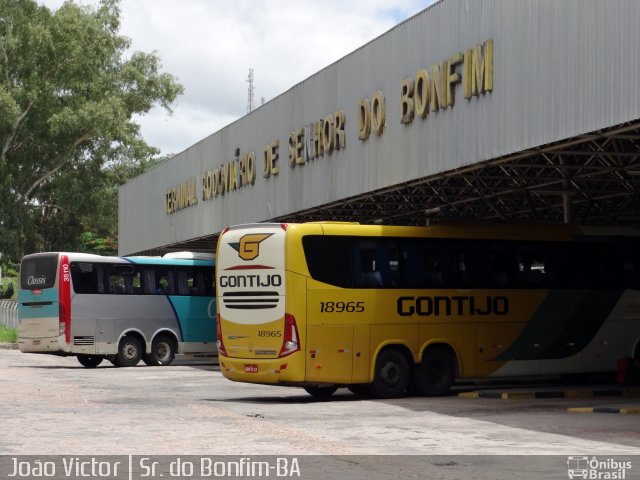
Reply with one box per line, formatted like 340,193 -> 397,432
155,341 -> 171,363
123,342 -> 138,361
381,361 -> 402,387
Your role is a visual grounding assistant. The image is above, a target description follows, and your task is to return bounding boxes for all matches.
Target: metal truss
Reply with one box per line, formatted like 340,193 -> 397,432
274,121 -> 640,227
153,120 -> 640,255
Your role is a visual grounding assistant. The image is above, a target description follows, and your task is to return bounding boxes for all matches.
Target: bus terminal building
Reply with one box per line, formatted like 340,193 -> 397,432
118,0 -> 640,256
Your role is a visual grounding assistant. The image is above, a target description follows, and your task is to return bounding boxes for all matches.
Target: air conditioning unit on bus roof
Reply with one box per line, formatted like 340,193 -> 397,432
163,251 -> 215,260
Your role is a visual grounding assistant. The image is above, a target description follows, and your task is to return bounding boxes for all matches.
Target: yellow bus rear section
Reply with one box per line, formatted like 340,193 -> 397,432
219,269 -> 308,384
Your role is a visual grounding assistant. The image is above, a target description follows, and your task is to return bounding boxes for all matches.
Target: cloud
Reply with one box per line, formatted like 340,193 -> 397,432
38,0 -> 434,155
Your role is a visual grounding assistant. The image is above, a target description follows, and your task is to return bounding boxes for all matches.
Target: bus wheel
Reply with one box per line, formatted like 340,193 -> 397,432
412,348 -> 456,396
114,335 -> 142,367
143,335 -> 176,366
77,355 -> 103,368
304,386 -> 338,398
369,349 -> 410,398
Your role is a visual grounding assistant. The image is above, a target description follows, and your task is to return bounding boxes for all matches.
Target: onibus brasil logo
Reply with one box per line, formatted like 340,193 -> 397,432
567,456 -> 632,479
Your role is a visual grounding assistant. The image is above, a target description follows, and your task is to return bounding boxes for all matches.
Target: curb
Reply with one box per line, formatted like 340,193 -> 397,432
458,388 -> 640,400
567,406 -> 640,414
0,342 -> 18,350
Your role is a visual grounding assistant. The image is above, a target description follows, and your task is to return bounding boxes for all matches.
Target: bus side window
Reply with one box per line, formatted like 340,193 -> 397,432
351,238 -> 402,287
108,268 -> 122,294
155,269 -> 174,295
194,267 -> 215,296
457,241 -> 492,288
415,240 -> 444,288
401,239 -> 419,287
206,269 -> 216,295
563,243 -> 594,287
619,246 -> 640,288
108,265 -> 134,294
132,270 -> 142,294
176,268 -> 193,295
457,242 -> 475,287
515,251 -> 545,287
488,244 -> 512,288
70,262 -> 104,294
142,269 -> 157,294
353,239 -> 383,287
456,247 -> 469,287
302,235 -> 352,288
602,242 -> 639,288
385,240 -> 401,286
96,265 -> 105,293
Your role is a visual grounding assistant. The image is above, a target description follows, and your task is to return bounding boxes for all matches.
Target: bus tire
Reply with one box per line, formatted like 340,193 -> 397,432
412,347 -> 456,396
143,334 -> 176,366
304,386 -> 338,398
77,355 -> 103,368
369,349 -> 410,398
114,335 -> 142,367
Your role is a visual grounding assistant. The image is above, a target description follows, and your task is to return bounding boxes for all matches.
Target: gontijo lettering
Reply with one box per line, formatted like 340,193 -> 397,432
397,295 -> 509,317
219,274 -> 282,288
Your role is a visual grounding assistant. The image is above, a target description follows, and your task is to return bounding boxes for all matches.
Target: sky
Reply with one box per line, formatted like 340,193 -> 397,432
38,0 -> 435,157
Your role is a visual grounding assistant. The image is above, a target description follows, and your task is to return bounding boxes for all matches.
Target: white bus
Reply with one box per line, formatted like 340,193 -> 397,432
18,252 -> 216,368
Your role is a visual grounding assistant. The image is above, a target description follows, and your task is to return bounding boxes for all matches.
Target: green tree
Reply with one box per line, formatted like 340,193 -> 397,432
0,0 -> 183,260
80,231 -> 117,256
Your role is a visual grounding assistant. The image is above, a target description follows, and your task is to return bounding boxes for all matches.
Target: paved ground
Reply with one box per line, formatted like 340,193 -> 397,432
1,348 -> 639,456
1,348 -> 639,479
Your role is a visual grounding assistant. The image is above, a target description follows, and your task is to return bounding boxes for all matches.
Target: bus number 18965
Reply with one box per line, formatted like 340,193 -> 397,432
320,301 -> 365,313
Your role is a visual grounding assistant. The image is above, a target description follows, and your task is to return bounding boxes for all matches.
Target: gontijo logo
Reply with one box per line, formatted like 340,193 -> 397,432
229,233 -> 273,261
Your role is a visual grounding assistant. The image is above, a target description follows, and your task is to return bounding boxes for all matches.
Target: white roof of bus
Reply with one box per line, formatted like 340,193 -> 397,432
23,251 -> 216,262
22,252 -> 129,263
163,251 -> 215,260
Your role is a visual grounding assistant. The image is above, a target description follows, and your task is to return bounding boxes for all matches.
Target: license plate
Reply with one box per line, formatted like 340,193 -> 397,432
244,364 -> 258,373
32,340 -> 41,346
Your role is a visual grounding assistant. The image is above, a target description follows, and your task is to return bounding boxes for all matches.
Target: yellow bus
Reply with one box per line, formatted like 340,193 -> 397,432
215,222 -> 640,398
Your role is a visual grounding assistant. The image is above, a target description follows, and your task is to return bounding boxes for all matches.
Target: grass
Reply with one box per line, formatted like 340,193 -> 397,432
0,324 -> 17,343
